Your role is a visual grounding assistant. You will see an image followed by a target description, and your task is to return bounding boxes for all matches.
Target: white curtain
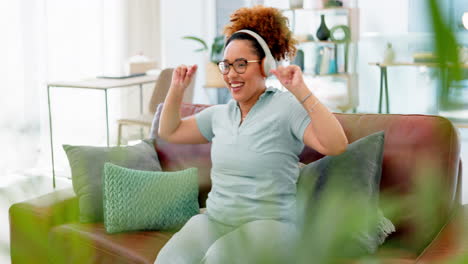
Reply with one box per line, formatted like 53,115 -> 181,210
0,0 -> 47,175
0,0 -> 160,178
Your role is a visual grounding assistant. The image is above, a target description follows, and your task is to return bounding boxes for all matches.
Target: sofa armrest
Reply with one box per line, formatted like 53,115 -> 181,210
416,204 -> 468,263
9,187 -> 79,264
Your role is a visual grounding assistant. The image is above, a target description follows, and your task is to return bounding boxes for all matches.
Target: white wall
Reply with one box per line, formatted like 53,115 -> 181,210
127,0 -> 161,64
119,0 -> 162,141
359,0 -> 408,35
160,0 -> 214,104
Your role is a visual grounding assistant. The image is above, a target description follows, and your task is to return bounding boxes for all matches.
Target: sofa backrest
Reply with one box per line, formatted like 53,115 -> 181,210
150,103 -> 213,208
149,102 -> 461,254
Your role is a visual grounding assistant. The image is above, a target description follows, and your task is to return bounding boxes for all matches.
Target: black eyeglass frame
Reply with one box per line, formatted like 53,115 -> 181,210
217,58 -> 261,75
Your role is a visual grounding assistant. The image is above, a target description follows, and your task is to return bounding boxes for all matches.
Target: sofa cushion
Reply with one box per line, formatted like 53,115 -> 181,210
297,131 -> 394,257
63,139 -> 162,223
49,223 -> 172,264
103,163 -> 199,233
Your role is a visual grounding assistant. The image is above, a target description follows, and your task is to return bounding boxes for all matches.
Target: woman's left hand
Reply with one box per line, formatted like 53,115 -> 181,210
270,65 -> 307,96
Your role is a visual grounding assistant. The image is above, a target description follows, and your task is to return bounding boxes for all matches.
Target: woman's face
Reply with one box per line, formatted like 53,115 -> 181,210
222,40 -> 265,103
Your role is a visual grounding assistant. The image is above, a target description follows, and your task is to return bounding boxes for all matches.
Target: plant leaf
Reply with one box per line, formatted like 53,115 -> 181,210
427,0 -> 462,104
182,36 -> 208,52
210,35 -> 225,63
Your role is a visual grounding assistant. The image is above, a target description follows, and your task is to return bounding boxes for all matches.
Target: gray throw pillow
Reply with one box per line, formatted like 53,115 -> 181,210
296,131 -> 394,258
63,139 -> 162,222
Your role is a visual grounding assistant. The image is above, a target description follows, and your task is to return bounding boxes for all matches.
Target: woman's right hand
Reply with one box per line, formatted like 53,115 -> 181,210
171,64 -> 198,93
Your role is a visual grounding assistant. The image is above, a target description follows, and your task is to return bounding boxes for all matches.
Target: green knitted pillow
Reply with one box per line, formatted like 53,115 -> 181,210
103,163 -> 199,234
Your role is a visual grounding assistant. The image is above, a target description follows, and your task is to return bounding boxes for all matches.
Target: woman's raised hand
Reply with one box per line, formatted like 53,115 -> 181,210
270,65 -> 306,96
171,64 -> 198,93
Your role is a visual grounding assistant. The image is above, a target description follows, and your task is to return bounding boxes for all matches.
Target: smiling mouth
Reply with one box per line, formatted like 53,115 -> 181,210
230,82 -> 244,92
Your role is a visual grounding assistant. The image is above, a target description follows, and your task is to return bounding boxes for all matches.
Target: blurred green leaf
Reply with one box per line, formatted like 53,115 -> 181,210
210,35 -> 226,62
427,0 -> 463,108
182,36 -> 209,52
182,35 -> 225,63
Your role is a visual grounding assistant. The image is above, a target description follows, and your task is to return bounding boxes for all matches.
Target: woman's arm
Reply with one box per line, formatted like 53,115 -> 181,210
293,86 -> 348,156
270,65 -> 348,156
158,64 -> 209,144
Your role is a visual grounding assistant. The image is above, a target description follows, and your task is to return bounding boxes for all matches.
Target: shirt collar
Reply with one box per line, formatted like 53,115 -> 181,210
259,86 -> 278,99
233,86 -> 278,108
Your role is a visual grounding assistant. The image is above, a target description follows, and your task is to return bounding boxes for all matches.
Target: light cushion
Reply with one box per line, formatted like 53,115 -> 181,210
63,139 -> 162,222
297,131 -> 394,257
103,163 -> 199,234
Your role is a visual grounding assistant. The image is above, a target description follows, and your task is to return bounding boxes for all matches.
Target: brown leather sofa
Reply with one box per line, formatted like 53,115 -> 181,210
9,103 -> 466,264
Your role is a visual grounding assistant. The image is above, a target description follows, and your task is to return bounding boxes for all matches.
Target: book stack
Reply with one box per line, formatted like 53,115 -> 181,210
314,44 -> 347,75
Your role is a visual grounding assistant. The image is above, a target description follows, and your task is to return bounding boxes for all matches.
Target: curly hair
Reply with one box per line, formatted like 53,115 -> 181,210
223,6 -> 297,61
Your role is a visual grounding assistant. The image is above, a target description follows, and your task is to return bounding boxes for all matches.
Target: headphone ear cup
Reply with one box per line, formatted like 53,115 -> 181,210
263,56 -> 276,77
260,57 -> 268,77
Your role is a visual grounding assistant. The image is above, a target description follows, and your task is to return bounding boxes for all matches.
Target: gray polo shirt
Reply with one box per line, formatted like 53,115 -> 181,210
195,87 -> 311,227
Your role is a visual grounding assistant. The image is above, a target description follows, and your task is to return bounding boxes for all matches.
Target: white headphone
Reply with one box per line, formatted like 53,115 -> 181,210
232,29 -> 277,77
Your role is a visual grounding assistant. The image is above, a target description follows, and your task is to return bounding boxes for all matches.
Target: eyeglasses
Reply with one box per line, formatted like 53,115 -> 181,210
217,59 -> 261,75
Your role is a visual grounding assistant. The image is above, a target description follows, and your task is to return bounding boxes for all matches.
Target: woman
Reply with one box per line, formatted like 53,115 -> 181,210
156,6 -> 348,264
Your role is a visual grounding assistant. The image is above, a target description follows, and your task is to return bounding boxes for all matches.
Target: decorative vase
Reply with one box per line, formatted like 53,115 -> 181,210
316,15 -> 330,41
382,43 -> 395,65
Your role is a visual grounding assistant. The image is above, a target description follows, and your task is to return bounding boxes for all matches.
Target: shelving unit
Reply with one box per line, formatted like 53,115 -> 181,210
283,6 -> 360,112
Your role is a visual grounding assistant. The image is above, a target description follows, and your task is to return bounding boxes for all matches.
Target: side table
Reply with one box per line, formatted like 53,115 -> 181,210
369,62 -> 468,114
47,74 -> 158,187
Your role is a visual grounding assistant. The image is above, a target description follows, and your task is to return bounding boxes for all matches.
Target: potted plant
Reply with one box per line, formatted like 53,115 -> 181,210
182,35 -> 226,87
